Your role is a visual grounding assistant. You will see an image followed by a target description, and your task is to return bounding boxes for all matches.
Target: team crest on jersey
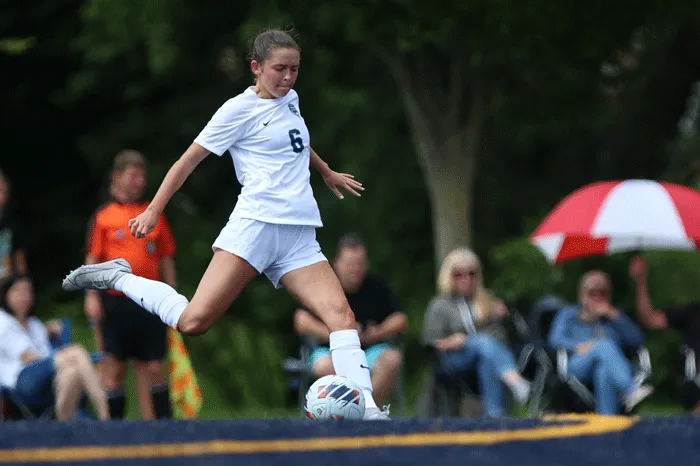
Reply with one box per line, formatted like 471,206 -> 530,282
114,229 -> 125,240
288,103 -> 300,117
146,240 -> 157,255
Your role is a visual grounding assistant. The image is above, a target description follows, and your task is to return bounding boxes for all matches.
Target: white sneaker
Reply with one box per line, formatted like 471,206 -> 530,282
623,384 -> 654,412
513,380 -> 532,405
62,258 -> 132,291
363,405 -> 391,421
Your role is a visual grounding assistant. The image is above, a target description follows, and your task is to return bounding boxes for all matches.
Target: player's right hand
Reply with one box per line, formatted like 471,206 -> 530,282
129,207 -> 159,239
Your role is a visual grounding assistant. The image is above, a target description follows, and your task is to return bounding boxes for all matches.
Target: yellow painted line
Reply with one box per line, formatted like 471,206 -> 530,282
0,414 -> 636,463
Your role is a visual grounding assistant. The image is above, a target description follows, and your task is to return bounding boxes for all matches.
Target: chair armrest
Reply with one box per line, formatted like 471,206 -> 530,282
516,343 -> 535,373
682,345 -> 697,380
556,348 -> 569,380
509,309 -> 532,342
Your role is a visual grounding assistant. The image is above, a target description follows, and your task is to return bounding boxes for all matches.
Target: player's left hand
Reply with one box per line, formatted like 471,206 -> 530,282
323,171 -> 364,199
129,207 -> 159,239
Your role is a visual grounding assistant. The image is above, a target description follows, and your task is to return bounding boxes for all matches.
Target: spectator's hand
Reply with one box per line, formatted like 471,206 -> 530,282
361,323 -> 382,346
575,340 -> 596,354
629,255 -> 647,282
45,319 -> 63,336
85,291 -> 103,323
435,333 -> 468,352
323,171 -> 364,200
128,207 -> 159,239
591,302 -> 618,320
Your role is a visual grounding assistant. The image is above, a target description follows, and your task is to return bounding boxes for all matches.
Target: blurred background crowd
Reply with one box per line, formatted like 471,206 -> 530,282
2,1 -> 700,420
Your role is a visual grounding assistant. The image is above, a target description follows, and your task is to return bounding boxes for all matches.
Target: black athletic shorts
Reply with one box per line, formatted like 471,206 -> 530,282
100,291 -> 167,362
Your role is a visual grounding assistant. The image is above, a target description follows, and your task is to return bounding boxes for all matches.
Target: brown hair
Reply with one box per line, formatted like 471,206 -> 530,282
249,29 -> 300,65
336,233 -> 365,254
0,275 -> 35,318
112,150 -> 146,173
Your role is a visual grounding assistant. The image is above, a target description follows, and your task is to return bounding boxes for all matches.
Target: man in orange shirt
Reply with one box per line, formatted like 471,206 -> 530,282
85,150 -> 176,420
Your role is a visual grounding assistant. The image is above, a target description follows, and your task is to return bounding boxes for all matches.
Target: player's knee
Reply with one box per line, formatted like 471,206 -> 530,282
177,315 -> 211,336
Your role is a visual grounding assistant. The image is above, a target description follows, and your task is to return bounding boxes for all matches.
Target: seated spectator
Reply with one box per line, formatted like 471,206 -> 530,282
0,275 -> 109,420
421,247 -> 530,417
0,169 -> 28,284
548,270 -> 653,414
294,233 -> 407,405
629,255 -> 700,413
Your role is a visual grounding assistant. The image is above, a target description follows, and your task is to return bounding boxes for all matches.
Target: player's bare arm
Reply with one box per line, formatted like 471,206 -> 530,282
130,143 -> 210,238
310,147 -> 364,199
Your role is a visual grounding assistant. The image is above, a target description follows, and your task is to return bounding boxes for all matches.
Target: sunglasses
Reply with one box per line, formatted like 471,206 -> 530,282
585,288 -> 609,297
452,269 -> 477,279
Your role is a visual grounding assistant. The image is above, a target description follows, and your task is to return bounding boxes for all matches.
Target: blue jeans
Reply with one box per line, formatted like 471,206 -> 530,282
14,357 -> 56,412
567,339 -> 635,415
439,334 -> 518,417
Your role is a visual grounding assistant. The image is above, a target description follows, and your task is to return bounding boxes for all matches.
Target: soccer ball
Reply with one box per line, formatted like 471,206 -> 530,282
304,375 -> 365,420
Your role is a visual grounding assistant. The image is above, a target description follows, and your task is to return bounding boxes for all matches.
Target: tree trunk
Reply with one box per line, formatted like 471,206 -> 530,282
377,49 -> 488,269
428,158 -> 472,265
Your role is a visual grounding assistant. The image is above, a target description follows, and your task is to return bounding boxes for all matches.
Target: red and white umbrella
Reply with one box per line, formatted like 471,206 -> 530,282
531,179 -> 700,264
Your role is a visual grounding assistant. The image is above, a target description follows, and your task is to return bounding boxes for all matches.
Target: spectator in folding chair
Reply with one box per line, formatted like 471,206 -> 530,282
0,275 -> 109,420
293,233 -> 407,406
420,247 -> 531,417
548,270 -> 653,415
629,255 -> 700,414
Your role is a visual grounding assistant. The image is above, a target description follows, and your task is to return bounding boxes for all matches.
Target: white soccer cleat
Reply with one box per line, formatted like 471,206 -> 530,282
362,405 -> 391,421
62,258 -> 132,292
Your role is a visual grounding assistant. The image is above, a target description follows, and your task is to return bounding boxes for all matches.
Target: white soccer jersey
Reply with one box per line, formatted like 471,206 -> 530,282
194,87 -> 322,227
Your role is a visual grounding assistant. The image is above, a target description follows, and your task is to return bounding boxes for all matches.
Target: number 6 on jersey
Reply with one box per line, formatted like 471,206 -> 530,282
288,129 -> 304,153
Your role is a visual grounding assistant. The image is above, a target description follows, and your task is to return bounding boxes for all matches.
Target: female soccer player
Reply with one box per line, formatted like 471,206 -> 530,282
62,29 -> 389,420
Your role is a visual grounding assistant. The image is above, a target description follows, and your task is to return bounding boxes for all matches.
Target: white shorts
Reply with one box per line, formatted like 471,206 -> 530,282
212,217 -> 327,289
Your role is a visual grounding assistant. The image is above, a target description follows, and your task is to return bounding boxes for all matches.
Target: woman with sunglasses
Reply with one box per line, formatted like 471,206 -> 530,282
421,247 -> 531,417
548,270 -> 653,414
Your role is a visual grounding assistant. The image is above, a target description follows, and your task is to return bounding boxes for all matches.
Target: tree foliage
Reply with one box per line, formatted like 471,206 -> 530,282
2,0 -> 700,409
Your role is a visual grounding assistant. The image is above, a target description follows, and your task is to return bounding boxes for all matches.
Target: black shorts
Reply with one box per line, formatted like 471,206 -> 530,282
100,292 -> 167,362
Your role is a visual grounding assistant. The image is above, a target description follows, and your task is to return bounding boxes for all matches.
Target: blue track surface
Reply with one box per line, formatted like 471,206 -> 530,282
1,415 -> 700,465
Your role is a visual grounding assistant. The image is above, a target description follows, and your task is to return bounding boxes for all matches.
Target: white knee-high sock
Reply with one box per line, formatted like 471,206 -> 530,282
329,329 -> 378,409
114,274 -> 188,329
